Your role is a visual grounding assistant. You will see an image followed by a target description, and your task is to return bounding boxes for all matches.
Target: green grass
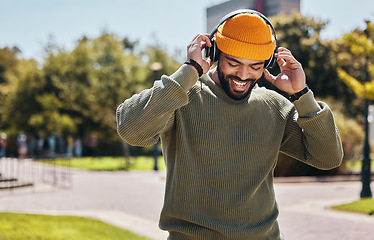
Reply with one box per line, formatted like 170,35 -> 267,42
38,156 -> 166,171
331,198 -> 374,215
0,212 -> 151,240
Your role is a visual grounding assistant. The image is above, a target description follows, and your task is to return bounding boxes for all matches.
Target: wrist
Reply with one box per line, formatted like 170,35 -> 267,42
290,85 -> 310,102
185,59 -> 203,77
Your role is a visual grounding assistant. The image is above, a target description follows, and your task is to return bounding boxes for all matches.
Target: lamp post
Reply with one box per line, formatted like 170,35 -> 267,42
361,20 -> 372,198
150,62 -> 163,171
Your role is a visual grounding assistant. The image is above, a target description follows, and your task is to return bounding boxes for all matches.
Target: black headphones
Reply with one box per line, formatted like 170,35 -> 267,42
205,9 -> 278,69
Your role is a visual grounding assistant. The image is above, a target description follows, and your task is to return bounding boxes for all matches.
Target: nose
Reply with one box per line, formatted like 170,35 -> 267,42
236,66 -> 252,80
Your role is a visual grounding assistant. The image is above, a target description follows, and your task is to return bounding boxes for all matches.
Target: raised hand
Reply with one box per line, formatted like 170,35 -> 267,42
187,34 -> 214,74
263,47 -> 306,95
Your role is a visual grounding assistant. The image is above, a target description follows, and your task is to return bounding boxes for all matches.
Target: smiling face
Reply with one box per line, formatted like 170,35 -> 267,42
217,52 -> 265,100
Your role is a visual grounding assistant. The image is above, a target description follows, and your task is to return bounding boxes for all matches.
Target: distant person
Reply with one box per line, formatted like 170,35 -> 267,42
116,10 -> 343,239
0,132 -> 7,158
48,133 -> 56,155
86,134 -> 97,156
17,131 -> 28,158
66,135 -> 74,158
74,137 -> 82,157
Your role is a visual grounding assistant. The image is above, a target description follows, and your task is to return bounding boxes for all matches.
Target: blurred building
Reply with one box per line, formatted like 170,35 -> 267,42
207,0 -> 300,32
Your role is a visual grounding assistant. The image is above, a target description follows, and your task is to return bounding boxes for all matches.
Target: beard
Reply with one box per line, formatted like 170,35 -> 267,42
217,64 -> 257,100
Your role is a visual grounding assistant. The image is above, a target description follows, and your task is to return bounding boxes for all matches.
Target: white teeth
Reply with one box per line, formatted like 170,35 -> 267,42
233,79 -> 247,86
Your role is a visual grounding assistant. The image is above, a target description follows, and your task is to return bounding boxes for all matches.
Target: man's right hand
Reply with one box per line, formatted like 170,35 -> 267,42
187,34 -> 214,74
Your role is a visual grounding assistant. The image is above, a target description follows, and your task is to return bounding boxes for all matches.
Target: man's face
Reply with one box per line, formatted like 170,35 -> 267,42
217,52 -> 265,100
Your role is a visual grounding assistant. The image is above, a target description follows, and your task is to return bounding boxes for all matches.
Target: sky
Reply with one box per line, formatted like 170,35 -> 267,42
1,0 -> 374,61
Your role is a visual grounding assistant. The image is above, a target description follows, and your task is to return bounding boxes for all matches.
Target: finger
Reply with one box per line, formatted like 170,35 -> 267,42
277,58 -> 286,68
192,34 -> 211,47
188,35 -> 208,51
277,47 -> 291,53
276,50 -> 298,64
200,34 -> 212,47
263,69 -> 276,84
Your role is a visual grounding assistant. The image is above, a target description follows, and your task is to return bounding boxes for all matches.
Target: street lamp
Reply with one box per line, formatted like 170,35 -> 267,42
361,20 -> 372,198
150,62 -> 163,171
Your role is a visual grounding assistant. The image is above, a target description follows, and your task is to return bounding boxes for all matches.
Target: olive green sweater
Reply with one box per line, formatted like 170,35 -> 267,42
116,64 -> 343,240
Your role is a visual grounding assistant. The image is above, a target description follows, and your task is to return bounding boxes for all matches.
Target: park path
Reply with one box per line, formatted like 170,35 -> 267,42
0,169 -> 373,240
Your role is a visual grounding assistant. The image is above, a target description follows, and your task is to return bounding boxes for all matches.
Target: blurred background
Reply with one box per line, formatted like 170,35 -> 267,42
0,0 -> 374,177
0,2 -> 373,239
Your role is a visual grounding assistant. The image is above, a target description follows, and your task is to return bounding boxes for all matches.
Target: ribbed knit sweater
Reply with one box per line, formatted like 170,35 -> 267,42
116,64 -> 343,240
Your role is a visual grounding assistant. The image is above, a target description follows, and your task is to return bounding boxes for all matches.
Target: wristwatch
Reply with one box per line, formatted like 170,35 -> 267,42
290,85 -> 310,102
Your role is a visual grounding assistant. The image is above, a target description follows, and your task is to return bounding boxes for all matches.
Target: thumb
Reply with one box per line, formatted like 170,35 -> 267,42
202,58 -> 213,74
263,69 -> 276,84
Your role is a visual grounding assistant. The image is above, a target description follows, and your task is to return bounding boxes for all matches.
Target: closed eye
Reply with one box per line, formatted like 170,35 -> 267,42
252,66 -> 261,70
228,62 -> 239,67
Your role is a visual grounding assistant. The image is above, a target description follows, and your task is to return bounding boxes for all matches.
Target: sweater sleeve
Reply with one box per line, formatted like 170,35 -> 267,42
280,90 -> 344,170
116,64 -> 199,147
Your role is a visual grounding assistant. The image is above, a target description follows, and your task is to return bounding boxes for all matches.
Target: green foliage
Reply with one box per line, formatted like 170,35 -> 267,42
0,32 -> 180,156
28,93 -> 77,137
1,58 -> 44,133
0,47 -> 20,84
0,212 -> 151,240
266,12 -> 359,117
0,15 -> 372,159
338,21 -> 374,102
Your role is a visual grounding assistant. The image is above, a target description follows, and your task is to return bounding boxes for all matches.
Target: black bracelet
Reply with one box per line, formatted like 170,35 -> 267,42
290,85 -> 310,102
185,59 -> 203,77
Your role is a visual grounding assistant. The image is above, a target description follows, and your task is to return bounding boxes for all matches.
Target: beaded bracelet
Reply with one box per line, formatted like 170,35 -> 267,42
185,59 -> 203,77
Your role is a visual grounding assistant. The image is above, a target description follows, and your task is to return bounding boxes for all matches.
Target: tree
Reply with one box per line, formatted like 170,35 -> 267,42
0,32 -> 189,157
264,13 -> 345,96
337,21 -> 374,99
0,47 -> 21,127
40,33 -> 180,158
1,58 -> 44,133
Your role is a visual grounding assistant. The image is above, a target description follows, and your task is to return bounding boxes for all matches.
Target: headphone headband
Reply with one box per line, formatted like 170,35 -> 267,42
205,9 -> 278,69
210,9 -> 275,39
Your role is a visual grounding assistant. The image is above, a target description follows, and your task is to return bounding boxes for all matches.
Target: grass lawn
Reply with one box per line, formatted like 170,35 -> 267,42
38,156 -> 166,171
0,212 -> 151,240
331,198 -> 374,215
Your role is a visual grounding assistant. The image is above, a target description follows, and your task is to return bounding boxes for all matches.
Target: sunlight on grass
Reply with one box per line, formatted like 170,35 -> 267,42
38,156 -> 166,171
331,198 -> 374,215
0,212 -> 151,240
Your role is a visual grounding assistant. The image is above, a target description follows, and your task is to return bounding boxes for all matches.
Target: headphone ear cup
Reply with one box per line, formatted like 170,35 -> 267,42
205,38 -> 220,62
204,43 -> 211,59
264,56 -> 274,69
264,47 -> 278,69
208,39 -> 222,62
212,40 -> 221,62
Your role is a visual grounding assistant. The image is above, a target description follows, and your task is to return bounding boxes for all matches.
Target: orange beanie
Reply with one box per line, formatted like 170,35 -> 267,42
215,13 -> 276,61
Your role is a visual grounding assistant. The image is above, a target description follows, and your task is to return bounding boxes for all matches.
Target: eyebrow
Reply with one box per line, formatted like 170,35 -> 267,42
225,56 -> 264,66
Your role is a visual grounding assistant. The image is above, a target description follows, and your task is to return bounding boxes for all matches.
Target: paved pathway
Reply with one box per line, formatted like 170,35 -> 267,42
0,169 -> 373,240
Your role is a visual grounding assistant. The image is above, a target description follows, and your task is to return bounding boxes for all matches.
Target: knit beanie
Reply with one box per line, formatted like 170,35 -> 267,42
215,13 -> 276,61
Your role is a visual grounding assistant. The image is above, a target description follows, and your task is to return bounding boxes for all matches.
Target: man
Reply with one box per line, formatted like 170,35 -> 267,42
116,10 -> 343,240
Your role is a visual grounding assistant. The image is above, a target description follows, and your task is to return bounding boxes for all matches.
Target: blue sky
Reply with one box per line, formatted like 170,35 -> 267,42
1,0 -> 373,60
